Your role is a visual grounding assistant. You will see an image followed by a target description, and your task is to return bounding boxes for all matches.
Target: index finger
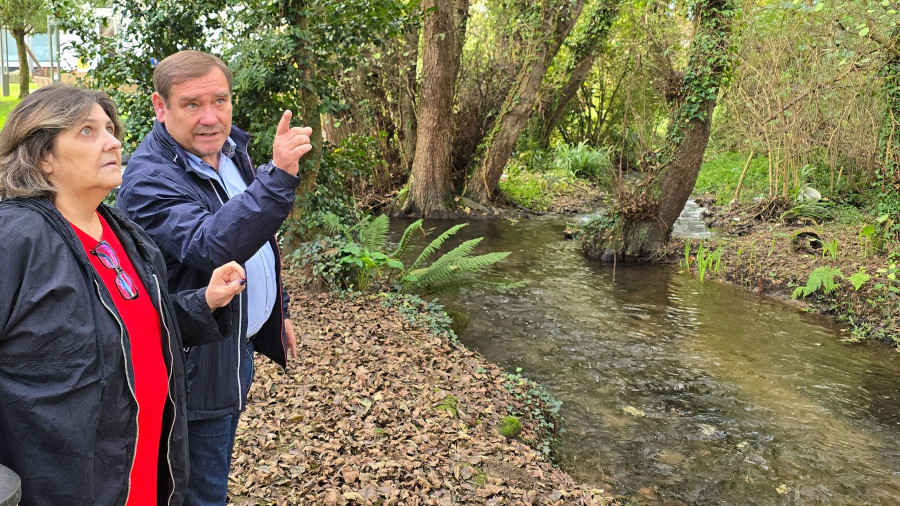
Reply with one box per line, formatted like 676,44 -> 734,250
276,110 -> 293,135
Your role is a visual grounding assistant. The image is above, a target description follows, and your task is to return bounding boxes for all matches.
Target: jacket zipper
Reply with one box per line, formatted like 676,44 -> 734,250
153,274 -> 178,505
208,179 -> 245,410
94,279 -> 139,501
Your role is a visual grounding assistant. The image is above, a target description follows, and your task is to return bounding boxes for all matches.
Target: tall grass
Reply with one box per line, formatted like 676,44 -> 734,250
550,141 -> 614,182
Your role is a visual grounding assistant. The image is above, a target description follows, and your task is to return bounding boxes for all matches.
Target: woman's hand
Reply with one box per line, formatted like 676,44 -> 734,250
205,261 -> 246,311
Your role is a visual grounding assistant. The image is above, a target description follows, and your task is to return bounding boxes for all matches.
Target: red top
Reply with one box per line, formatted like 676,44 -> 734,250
71,213 -> 168,506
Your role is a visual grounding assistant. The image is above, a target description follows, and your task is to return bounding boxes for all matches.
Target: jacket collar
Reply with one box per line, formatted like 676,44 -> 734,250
1,197 -> 88,265
149,120 -> 252,179
0,197 -> 152,270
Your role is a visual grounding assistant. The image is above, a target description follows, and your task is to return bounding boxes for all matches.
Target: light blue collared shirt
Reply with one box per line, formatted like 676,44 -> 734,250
185,139 -> 277,338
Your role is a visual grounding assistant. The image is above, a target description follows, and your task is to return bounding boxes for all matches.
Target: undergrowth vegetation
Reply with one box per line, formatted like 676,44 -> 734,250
499,142 -> 613,211
290,212 -> 519,295
695,151 -> 770,205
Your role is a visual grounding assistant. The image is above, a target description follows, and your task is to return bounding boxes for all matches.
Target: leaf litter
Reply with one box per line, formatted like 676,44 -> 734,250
228,281 -> 615,505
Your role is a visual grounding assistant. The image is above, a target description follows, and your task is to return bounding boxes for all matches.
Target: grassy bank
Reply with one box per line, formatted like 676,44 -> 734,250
0,84 -> 36,129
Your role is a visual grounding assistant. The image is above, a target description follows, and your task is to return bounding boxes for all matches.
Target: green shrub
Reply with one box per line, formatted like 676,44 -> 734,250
499,163 -> 554,211
499,143 -> 608,211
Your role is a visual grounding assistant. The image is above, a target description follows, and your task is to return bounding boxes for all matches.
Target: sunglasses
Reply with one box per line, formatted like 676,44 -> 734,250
90,241 -> 140,301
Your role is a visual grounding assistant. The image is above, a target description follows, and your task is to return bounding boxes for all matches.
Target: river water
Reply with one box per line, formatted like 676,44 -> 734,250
391,211 -> 900,505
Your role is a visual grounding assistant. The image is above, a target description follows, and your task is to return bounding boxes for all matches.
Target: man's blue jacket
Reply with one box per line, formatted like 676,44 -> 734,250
118,121 -> 300,420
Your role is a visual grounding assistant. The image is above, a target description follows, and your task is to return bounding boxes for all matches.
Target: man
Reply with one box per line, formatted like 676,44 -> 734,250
117,50 -> 312,505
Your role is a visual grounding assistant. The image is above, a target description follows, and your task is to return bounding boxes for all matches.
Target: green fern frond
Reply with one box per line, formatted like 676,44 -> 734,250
391,219 -> 424,258
409,223 -> 468,271
321,212 -> 346,236
361,214 -> 389,252
848,269 -> 870,291
411,239 -> 483,283
405,251 -> 510,293
792,266 -> 844,299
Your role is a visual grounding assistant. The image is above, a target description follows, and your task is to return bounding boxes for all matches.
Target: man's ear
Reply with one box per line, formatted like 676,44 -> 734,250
151,92 -> 167,123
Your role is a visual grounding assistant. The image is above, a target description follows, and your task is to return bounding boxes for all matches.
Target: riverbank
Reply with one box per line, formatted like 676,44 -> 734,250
668,197 -> 899,346
228,275 -> 615,505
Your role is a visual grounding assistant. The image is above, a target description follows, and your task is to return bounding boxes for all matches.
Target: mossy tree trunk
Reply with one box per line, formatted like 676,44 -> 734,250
585,0 -> 735,259
12,29 -> 28,98
0,0 -> 44,99
398,25 -> 420,176
464,0 -> 586,207
399,0 -> 469,218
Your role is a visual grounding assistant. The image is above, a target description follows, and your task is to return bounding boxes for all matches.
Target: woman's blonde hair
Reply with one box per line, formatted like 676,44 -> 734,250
0,83 -> 123,200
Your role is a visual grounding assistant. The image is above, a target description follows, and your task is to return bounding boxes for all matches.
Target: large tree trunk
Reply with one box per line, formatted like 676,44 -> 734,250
12,29 -> 29,98
539,0 -> 620,149
585,0 -> 735,259
464,0 -> 585,207
399,0 -> 468,217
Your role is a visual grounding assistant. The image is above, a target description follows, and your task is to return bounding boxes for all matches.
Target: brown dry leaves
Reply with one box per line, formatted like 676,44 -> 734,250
228,287 -> 613,505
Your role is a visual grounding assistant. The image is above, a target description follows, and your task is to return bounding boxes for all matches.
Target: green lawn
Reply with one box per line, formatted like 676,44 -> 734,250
0,83 -> 36,130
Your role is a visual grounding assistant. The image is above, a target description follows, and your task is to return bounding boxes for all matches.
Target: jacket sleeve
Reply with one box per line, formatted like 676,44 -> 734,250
117,162 -> 300,273
169,287 -> 234,347
0,213 -> 31,339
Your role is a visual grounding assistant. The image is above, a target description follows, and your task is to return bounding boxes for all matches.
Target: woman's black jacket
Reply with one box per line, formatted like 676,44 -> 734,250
0,197 -> 231,506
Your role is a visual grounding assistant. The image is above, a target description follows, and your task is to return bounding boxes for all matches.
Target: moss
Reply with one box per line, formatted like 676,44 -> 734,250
436,394 -> 459,417
497,415 -> 523,439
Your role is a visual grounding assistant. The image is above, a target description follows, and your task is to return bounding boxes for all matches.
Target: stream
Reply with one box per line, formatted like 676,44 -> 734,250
392,207 -> 900,505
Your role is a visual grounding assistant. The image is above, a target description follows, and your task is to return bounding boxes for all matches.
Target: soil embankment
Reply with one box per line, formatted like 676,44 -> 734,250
669,197 -> 899,344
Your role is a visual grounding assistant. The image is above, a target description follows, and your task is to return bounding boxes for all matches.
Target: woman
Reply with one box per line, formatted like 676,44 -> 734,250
0,84 -> 246,505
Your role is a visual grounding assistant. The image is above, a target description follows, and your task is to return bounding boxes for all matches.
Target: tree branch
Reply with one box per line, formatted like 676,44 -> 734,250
762,63 -> 857,125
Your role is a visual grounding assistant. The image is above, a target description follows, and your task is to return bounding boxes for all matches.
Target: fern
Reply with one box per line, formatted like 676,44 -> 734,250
407,238 -> 484,287
848,268 -> 871,291
391,219 -> 424,258
361,214 -> 389,252
301,214 -> 517,296
792,266 -> 844,299
321,212 -> 347,236
408,223 -> 468,271
405,251 -> 514,294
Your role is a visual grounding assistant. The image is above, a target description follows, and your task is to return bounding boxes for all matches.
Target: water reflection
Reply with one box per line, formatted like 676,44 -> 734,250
391,216 -> 900,504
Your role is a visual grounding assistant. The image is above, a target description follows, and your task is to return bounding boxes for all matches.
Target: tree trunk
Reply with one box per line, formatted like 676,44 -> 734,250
24,43 -> 44,77
399,0 -> 468,217
879,31 -> 899,173
397,23 -> 420,176
464,0 -> 586,207
539,0 -> 620,149
585,0 -> 735,259
12,29 -> 29,98
296,79 -> 323,197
